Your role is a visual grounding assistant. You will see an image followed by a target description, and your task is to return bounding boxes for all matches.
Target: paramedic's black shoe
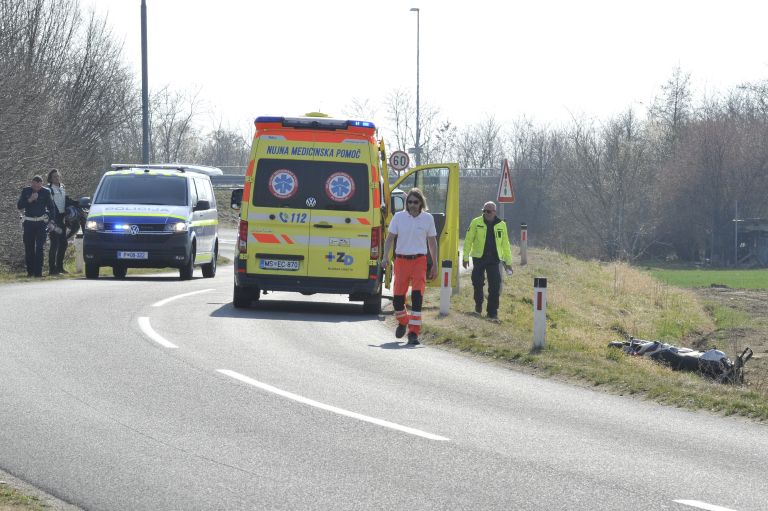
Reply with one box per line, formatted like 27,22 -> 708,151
406,332 -> 420,345
487,312 -> 498,320
475,303 -> 482,314
395,323 -> 407,339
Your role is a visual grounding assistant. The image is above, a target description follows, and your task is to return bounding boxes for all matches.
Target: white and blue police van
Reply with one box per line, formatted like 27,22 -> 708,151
82,164 -> 222,280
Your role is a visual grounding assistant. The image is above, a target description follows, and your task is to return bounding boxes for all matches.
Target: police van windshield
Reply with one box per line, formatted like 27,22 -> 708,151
94,174 -> 188,206
253,159 -> 369,211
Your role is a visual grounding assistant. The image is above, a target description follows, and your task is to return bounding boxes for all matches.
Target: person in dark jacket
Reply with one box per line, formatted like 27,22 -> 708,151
46,168 -> 78,275
17,175 -> 54,277
462,201 -> 513,319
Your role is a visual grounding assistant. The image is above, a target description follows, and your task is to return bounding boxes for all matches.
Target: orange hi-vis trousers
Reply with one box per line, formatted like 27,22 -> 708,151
393,255 -> 426,335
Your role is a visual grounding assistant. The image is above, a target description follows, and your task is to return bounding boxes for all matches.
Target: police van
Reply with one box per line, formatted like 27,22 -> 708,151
231,113 -> 460,313
82,164 -> 221,280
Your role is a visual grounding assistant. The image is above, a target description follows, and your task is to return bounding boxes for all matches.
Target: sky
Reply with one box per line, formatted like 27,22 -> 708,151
84,0 -> 768,138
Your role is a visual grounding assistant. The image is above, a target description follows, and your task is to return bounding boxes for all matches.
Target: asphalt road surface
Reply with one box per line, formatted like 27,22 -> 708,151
1,231 -> 766,510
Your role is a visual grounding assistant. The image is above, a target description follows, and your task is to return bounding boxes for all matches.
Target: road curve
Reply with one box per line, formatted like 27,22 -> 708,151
1,245 -> 766,510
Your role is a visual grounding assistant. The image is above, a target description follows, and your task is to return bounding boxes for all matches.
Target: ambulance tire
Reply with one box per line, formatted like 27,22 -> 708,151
112,265 -> 127,279
201,243 -> 217,278
85,263 -> 99,279
362,292 -> 382,315
233,284 -> 252,308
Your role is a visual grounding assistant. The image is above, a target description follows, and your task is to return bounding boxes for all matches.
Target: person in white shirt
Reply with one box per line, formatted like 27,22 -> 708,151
46,168 -> 77,275
381,188 -> 438,345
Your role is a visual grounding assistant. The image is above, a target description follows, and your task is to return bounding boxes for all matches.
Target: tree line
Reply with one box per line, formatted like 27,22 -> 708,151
372,69 -> 768,265
1,0 -> 248,270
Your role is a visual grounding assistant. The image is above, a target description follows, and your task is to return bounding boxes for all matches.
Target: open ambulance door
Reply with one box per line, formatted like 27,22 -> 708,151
384,163 -> 460,289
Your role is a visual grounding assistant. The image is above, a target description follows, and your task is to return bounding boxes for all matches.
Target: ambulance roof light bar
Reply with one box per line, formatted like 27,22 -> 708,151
255,116 -> 376,131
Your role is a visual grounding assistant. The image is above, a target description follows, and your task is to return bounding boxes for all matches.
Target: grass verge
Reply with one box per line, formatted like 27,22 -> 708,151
419,248 -> 768,420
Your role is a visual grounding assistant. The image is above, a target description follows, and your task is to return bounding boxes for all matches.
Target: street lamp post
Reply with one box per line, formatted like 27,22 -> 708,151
410,7 -> 420,166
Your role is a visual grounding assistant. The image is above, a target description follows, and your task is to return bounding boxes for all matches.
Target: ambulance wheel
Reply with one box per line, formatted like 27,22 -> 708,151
112,265 -> 127,279
202,244 -> 217,278
362,292 -> 382,314
233,284 -> 251,308
85,263 -> 99,279
180,246 -> 195,280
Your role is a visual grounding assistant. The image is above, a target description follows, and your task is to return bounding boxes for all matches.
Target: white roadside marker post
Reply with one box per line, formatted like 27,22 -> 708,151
533,277 -> 547,349
439,260 -> 452,316
520,223 -> 528,266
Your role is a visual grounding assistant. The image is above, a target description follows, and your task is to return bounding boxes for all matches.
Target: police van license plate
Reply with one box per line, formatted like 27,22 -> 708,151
117,251 -> 148,260
260,259 -> 299,271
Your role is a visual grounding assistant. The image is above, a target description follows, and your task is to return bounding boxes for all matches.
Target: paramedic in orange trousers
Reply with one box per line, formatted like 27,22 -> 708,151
381,188 -> 438,345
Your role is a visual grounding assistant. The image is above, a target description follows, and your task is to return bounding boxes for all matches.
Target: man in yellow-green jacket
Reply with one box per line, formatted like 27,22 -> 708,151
462,201 -> 513,319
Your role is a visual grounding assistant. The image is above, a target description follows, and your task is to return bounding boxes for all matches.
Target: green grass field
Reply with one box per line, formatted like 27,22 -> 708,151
647,268 -> 768,289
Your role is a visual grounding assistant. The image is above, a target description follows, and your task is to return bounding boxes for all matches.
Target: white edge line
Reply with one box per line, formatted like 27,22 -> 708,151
218,369 -> 449,442
152,288 -> 214,307
138,317 -> 178,348
674,500 -> 738,511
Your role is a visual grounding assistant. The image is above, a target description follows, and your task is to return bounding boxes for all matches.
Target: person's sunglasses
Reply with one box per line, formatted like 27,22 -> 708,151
407,200 -> 420,205
483,209 -> 495,213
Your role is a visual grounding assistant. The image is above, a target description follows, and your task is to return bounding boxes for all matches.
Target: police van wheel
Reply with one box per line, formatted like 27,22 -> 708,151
202,245 -> 217,278
233,284 -> 251,308
113,265 -> 127,279
362,293 -> 382,314
180,248 -> 195,280
85,263 -> 99,279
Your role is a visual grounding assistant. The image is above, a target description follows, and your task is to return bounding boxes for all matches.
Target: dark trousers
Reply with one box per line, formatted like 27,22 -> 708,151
48,215 -> 67,272
23,220 -> 47,276
471,257 -> 502,315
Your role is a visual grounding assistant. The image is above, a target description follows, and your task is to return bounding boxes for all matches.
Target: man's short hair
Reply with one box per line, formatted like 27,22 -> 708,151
483,201 -> 497,211
32,175 -> 43,182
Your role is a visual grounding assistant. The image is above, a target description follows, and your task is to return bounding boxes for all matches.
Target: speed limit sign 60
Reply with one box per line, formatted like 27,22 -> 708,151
389,150 -> 410,172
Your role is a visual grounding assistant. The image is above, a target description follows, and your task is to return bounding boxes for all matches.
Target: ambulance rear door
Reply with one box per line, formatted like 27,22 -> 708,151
386,163 -> 460,288
305,137 -> 373,281
249,140 -> 311,277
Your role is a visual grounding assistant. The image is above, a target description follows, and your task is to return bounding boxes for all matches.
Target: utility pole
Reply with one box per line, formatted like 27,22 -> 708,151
141,0 -> 150,164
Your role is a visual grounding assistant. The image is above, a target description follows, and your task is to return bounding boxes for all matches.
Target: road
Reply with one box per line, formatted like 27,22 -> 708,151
1,231 -> 766,510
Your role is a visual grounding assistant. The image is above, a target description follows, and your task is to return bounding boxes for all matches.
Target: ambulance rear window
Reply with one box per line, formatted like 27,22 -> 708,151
253,159 -> 369,211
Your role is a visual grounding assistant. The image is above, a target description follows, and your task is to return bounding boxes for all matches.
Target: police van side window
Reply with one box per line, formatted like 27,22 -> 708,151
193,177 -> 212,208
253,159 -> 369,211
190,177 -> 200,206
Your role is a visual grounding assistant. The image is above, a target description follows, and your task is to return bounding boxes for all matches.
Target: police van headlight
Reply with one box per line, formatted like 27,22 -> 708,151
85,220 -> 104,231
164,222 -> 189,232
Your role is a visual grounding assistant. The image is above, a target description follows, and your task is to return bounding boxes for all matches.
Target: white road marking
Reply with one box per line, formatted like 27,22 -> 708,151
138,317 -> 178,348
152,288 -> 214,307
218,369 -> 449,442
674,500 -> 738,511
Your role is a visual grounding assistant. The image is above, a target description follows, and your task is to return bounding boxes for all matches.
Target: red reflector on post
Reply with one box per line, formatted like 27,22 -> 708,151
536,291 -> 542,310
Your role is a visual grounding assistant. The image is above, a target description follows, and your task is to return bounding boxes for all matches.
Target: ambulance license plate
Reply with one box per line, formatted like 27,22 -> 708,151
117,251 -> 148,260
260,259 -> 299,271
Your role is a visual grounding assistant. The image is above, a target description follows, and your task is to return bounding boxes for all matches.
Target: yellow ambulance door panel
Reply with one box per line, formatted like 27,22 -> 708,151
388,163 -> 460,288
248,150 -> 311,276
306,143 -> 372,280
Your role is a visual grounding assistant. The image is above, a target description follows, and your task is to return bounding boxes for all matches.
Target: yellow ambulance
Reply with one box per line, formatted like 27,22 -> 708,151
231,114 -> 459,314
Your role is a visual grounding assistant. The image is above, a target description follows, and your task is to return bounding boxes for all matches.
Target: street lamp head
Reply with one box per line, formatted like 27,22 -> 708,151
410,7 -> 419,12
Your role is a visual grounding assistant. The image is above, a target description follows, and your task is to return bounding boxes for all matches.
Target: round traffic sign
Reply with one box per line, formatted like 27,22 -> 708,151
389,150 -> 410,172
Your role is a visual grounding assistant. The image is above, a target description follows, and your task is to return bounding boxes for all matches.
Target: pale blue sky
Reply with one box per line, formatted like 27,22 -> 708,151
86,0 -> 768,134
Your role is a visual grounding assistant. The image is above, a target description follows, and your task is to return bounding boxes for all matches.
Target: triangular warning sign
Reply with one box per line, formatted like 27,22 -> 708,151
497,158 -> 516,204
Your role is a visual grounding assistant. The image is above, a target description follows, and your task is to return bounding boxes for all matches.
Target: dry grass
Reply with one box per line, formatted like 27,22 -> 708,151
415,248 -> 768,419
